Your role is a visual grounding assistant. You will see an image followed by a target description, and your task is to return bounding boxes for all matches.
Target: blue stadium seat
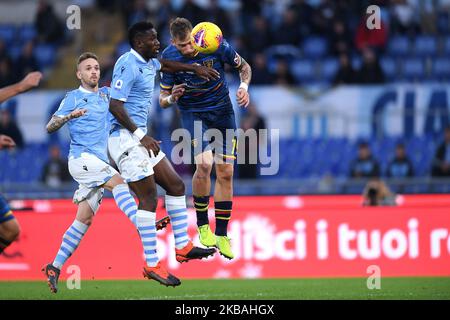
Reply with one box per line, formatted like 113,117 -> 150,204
116,41 -> 130,57
291,60 -> 316,83
302,37 -> 328,59
321,58 -> 338,81
0,25 -> 16,45
35,44 -> 56,68
387,36 -> 410,57
351,55 -> 362,70
432,58 -> 450,80
380,56 -> 397,81
413,36 -> 437,57
442,36 -> 450,55
265,45 -> 301,63
18,24 -> 37,43
402,58 -> 425,81
9,44 -> 22,61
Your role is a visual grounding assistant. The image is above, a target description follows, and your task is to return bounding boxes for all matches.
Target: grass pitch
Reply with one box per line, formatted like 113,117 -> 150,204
0,277 -> 449,300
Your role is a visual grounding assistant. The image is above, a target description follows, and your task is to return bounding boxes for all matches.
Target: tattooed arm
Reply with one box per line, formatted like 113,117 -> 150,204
236,57 -> 252,107
46,109 -> 87,133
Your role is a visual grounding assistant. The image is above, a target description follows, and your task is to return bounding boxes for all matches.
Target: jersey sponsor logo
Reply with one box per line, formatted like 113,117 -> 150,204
114,79 -> 123,90
203,59 -> 214,68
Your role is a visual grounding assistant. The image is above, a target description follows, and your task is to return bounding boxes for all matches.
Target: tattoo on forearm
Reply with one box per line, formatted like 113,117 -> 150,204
46,115 -> 70,133
238,58 -> 252,84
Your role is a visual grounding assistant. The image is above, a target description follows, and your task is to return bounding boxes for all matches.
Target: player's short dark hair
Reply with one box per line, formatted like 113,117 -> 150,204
170,17 -> 192,40
128,21 -> 154,48
77,52 -> 98,67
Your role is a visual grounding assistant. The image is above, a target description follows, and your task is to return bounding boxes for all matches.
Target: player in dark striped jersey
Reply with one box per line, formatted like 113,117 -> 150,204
159,18 -> 252,259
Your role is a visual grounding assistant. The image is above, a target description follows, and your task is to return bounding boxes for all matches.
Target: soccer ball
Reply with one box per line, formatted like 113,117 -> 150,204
191,22 -> 223,54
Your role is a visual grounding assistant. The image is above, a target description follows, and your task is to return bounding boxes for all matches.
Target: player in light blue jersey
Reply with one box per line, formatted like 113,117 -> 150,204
108,21 -> 219,286
159,18 -> 252,260
41,53 -> 167,292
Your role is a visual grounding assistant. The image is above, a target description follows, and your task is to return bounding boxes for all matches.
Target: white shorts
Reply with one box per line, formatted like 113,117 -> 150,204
108,129 -> 165,183
68,153 -> 118,214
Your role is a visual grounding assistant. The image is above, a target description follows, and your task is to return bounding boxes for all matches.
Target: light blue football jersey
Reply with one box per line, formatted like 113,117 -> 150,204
54,86 -> 111,163
109,49 -> 161,134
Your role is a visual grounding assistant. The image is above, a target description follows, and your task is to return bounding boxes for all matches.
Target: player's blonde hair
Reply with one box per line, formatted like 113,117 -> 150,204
77,52 -> 98,69
170,17 -> 193,40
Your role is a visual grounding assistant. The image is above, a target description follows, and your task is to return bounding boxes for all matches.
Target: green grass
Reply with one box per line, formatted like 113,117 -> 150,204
0,277 -> 449,300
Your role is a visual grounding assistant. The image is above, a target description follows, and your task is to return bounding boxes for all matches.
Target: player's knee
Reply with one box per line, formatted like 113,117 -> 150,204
195,163 -> 212,179
216,165 -> 234,183
7,223 -> 20,242
78,216 -> 93,226
167,178 -> 185,196
2,219 -> 20,242
138,193 -> 158,212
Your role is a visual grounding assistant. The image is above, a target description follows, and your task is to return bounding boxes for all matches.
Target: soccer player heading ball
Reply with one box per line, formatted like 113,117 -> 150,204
159,18 -> 252,259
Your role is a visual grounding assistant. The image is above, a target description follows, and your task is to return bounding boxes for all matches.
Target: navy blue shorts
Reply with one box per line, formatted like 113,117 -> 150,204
180,107 -> 237,161
0,193 -> 14,224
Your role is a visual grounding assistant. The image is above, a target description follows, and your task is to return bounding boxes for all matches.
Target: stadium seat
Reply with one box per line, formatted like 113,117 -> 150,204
291,60 -> 316,83
351,55 -> 362,70
35,44 -> 56,68
413,36 -> 437,57
116,41 -> 131,57
433,58 -> 450,79
402,58 -> 425,81
321,58 -> 339,81
302,37 -> 328,59
380,56 -> 398,81
442,36 -> 450,55
387,36 -> 410,57
9,44 -> 22,61
0,24 -> 16,45
265,45 -> 301,63
18,24 -> 37,43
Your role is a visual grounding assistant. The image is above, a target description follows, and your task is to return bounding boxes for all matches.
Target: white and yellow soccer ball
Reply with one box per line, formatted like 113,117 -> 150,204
191,22 -> 223,54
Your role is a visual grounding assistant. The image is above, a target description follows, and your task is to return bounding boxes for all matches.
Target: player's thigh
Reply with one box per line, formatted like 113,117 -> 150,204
68,153 -> 117,188
0,218 -> 20,242
110,134 -> 155,184
180,110 -> 211,157
207,109 -> 237,164
153,157 -> 185,196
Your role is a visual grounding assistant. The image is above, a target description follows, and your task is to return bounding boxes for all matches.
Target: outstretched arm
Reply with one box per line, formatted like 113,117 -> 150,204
46,109 -> 87,133
109,98 -> 161,155
0,71 -> 42,103
236,57 -> 252,107
159,59 -> 220,81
